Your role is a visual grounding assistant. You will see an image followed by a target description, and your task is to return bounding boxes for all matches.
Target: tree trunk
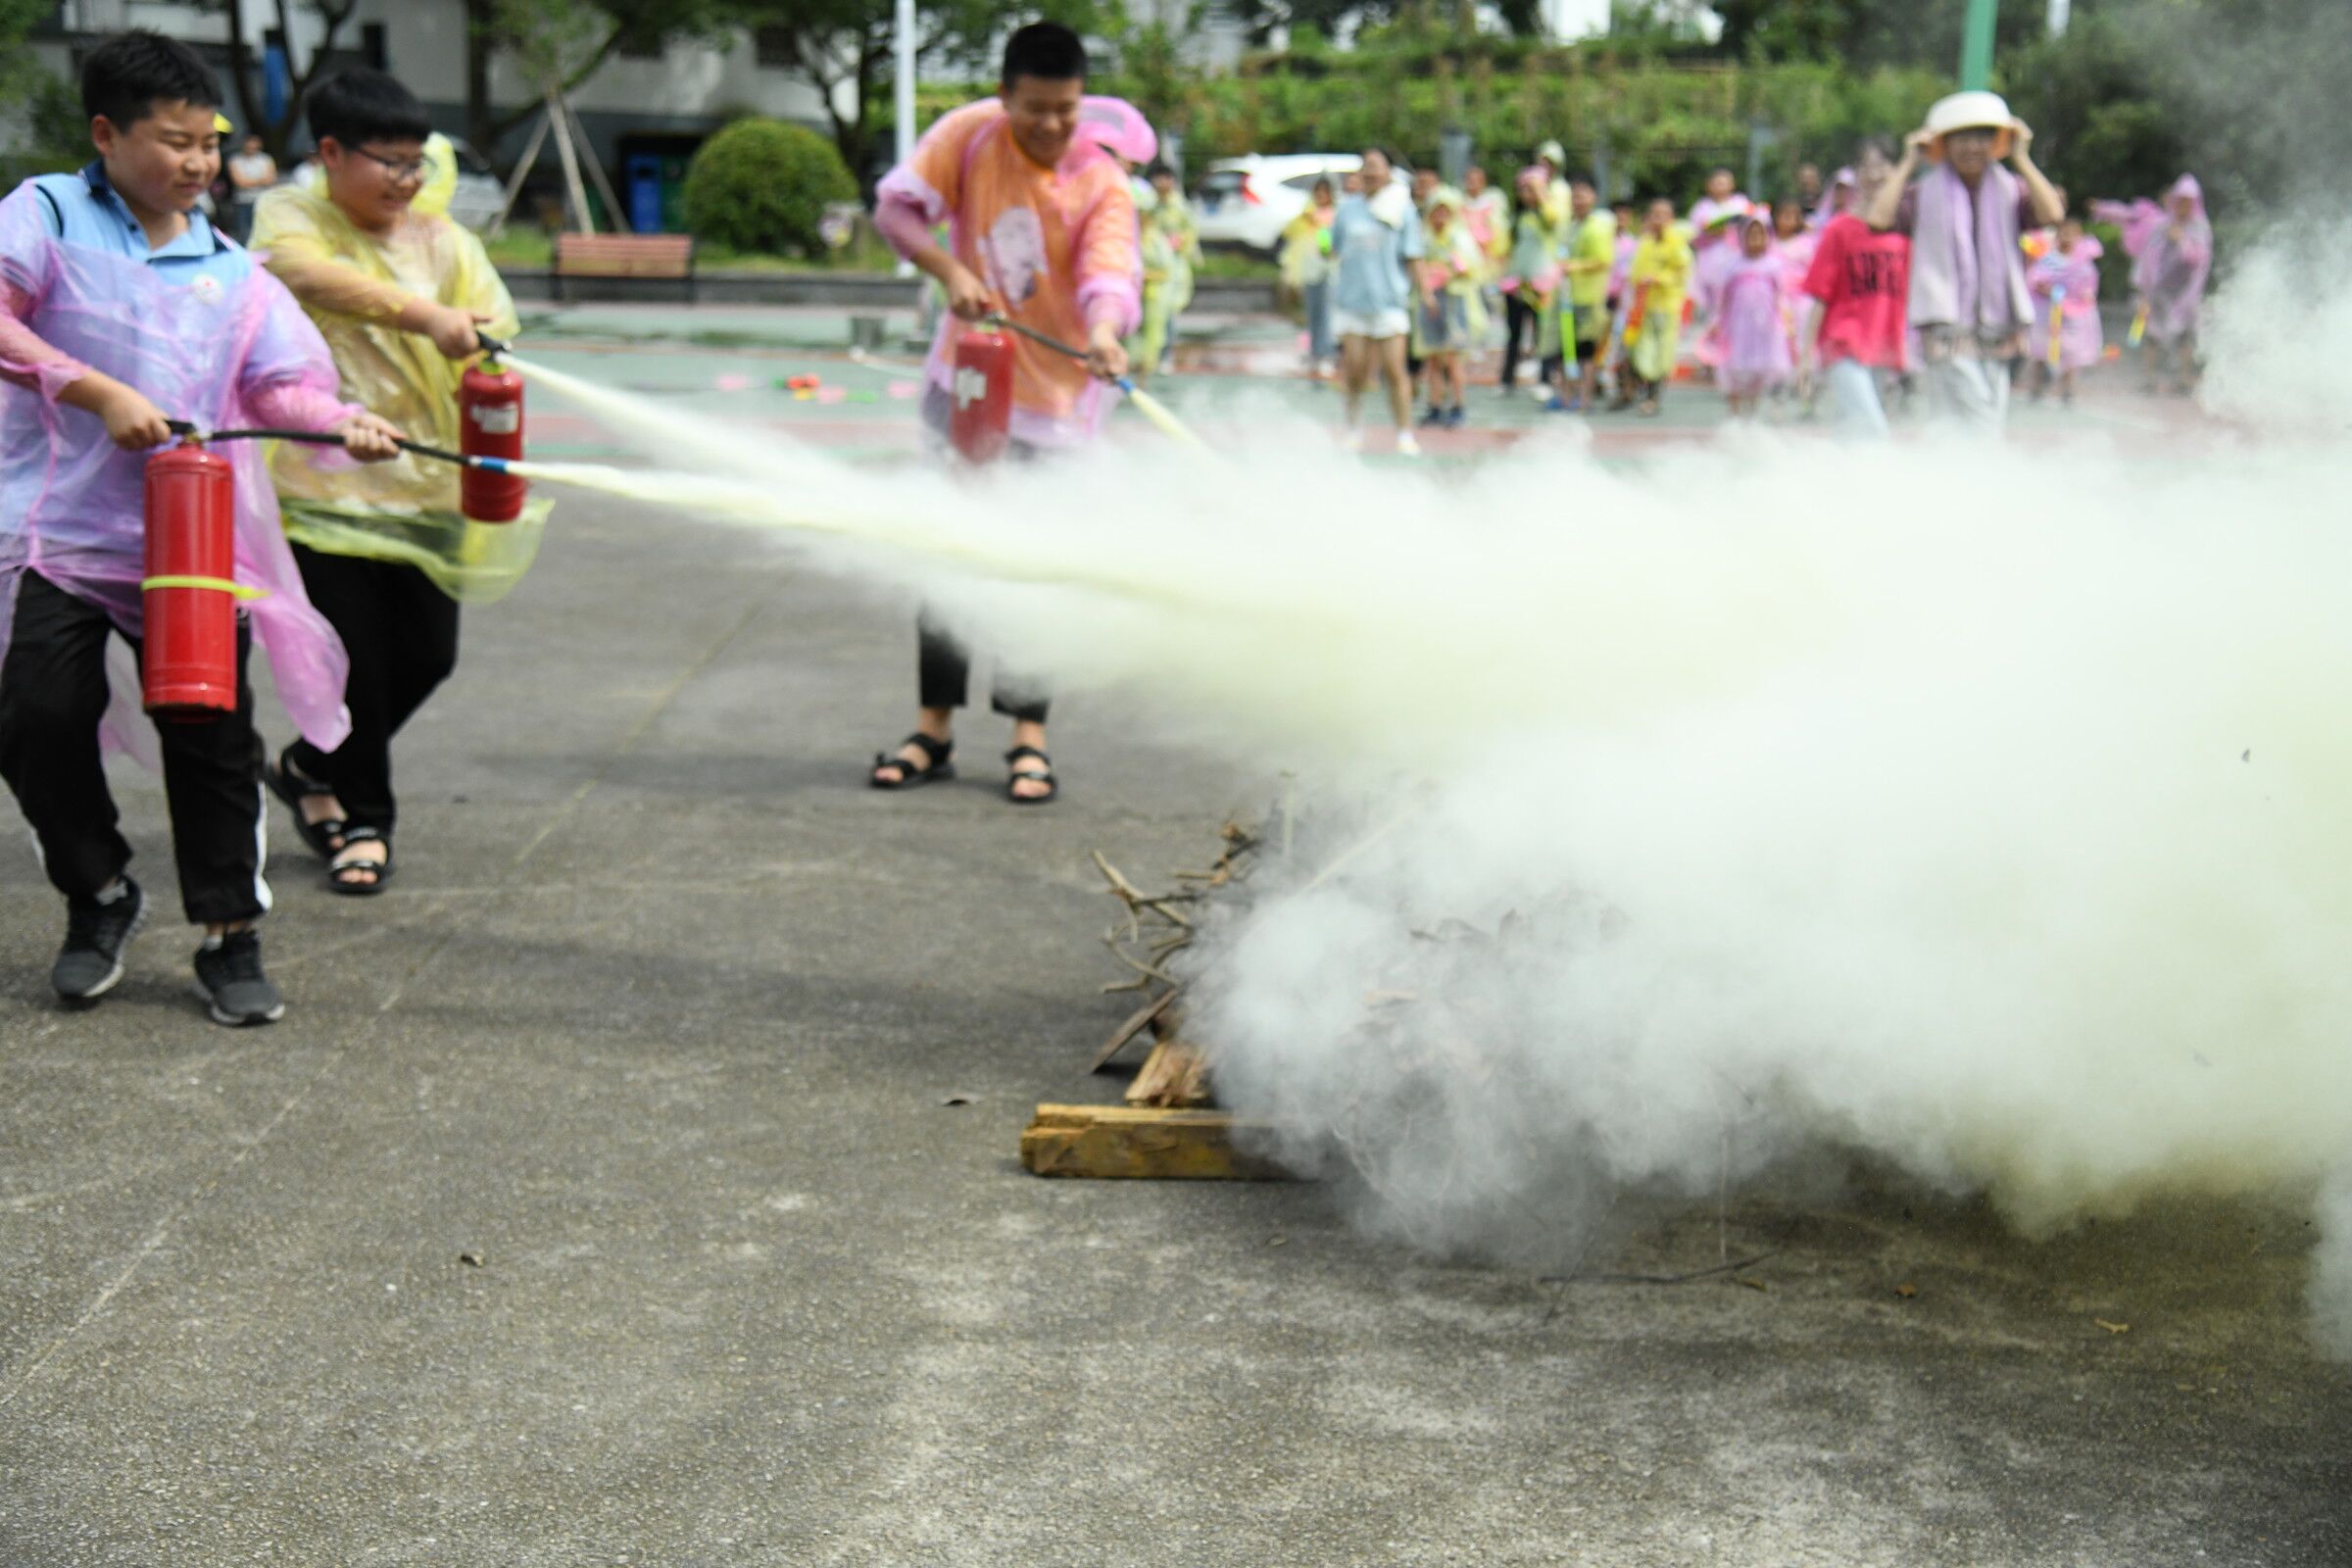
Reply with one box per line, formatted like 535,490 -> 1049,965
220,0 -> 276,159
465,0 -> 498,154
484,24 -> 626,147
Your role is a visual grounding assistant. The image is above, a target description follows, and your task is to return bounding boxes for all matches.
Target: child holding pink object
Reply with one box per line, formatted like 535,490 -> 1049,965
2090,173 -> 2210,396
1718,214 -> 1793,415
2026,216 -> 2103,403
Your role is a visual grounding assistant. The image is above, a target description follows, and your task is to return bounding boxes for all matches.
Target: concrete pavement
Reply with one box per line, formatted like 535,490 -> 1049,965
0,313 -> 2344,1566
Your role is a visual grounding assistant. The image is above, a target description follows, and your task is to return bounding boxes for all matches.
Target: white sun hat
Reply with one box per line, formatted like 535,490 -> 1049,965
1924,90 -> 2016,157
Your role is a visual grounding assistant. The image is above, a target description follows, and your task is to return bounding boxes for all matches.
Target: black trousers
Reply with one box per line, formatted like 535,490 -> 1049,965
283,545 -> 459,837
917,612 -> 1048,724
912,384 -> 1049,724
0,571 -> 267,925
1500,293 -> 1563,390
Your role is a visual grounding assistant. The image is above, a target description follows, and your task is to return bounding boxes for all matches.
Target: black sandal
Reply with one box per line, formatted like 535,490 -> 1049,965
1004,745 -> 1057,806
870,733 -> 955,790
266,749 -> 346,861
326,827 -> 392,897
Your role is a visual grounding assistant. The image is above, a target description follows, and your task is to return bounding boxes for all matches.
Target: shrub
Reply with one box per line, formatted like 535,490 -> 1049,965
682,118 -> 858,257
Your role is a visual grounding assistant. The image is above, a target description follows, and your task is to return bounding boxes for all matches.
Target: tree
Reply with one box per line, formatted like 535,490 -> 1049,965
0,0 -> 84,172
465,0 -> 737,155
734,0 -> 1125,179
219,0 -> 364,158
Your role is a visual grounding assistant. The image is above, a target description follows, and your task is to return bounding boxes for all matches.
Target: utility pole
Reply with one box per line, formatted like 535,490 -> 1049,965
1960,0 -> 1999,88
2046,0 -> 2071,37
894,0 -> 916,278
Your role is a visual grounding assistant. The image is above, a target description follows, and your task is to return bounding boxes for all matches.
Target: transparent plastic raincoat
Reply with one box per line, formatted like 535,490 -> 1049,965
251,181 -> 547,602
0,181 -> 356,750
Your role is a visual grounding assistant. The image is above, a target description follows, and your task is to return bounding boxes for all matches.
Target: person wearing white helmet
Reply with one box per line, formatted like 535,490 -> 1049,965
1862,89 -> 2064,433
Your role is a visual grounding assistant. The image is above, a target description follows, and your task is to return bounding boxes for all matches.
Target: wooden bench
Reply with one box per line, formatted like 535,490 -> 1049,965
552,233 -> 697,301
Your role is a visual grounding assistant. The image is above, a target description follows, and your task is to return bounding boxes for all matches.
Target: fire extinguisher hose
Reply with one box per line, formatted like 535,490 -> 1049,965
162,420 -> 509,472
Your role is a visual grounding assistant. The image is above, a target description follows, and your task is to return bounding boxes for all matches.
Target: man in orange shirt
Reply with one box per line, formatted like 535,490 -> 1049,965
866,22 -> 1140,806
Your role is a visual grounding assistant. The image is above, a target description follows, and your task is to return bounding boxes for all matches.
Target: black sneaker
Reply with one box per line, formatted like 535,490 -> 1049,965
52,877 -> 147,1003
191,929 -> 284,1027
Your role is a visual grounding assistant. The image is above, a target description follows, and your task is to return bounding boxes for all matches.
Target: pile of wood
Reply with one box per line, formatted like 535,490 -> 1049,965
1020,822 -> 1272,1180
1086,820 -> 1260,1108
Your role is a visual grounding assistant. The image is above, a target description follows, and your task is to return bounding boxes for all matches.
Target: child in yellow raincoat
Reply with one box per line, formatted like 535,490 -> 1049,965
1131,162 -> 1199,383
1279,175 -> 1339,374
1413,187 -> 1488,428
252,67 -> 544,894
1624,197 -> 1693,416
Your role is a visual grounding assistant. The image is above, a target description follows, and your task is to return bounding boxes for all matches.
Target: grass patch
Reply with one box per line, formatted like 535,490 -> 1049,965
1196,249 -> 1281,280
483,226 -> 553,268
487,225 -> 901,273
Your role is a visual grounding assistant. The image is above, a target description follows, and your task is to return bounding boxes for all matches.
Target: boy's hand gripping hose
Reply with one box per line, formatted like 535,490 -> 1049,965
978,314 -> 1207,449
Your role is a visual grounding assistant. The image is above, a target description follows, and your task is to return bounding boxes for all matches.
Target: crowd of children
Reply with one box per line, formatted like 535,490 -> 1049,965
1277,97 -> 2210,440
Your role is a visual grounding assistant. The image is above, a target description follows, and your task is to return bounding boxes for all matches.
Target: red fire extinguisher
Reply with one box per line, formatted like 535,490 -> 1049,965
949,326 -> 1013,466
460,354 -> 527,522
141,439 -> 243,720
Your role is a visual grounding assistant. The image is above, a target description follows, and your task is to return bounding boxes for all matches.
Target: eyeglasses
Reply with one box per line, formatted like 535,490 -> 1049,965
352,146 -> 428,181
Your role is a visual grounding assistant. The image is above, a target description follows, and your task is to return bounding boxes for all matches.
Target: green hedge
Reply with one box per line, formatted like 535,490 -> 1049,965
893,52 -> 1949,204
683,118 -> 858,258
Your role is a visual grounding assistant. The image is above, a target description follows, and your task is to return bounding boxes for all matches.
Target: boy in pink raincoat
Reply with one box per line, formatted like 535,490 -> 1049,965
865,22 -> 1141,807
0,32 -> 399,1023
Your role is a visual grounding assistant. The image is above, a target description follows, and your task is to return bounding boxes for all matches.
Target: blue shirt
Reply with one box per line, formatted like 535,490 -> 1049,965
1329,189 -> 1424,318
28,163 -> 254,288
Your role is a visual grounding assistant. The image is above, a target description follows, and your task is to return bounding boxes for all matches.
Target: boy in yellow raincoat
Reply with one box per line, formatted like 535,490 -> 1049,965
252,67 -> 543,894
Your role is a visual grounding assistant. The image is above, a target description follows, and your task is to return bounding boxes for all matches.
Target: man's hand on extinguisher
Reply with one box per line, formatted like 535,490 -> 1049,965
944,261 -> 997,322
330,411 -> 406,463
1084,321 -> 1129,382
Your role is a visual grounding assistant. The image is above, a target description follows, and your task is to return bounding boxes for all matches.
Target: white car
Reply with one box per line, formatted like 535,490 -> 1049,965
440,137 -> 507,233
1193,153 -> 1364,254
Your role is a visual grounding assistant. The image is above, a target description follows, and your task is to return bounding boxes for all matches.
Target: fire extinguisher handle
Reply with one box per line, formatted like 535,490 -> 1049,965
474,330 -> 512,358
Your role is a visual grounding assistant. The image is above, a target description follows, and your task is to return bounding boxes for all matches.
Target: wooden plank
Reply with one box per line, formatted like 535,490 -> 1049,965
1124,1037 -> 1212,1108
1020,1102 -> 1296,1180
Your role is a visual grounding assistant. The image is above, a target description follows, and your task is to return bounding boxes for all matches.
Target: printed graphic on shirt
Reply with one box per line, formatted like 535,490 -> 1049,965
1845,249 -> 1903,299
982,207 -> 1048,309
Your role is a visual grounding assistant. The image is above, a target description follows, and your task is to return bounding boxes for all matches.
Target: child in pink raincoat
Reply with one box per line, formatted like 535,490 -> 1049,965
2090,173 -> 2211,396
2026,216 -> 2103,404
1718,212 -> 1793,415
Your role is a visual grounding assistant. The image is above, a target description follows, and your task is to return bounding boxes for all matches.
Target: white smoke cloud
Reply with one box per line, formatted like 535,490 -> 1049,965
518,232 -> 2352,1352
